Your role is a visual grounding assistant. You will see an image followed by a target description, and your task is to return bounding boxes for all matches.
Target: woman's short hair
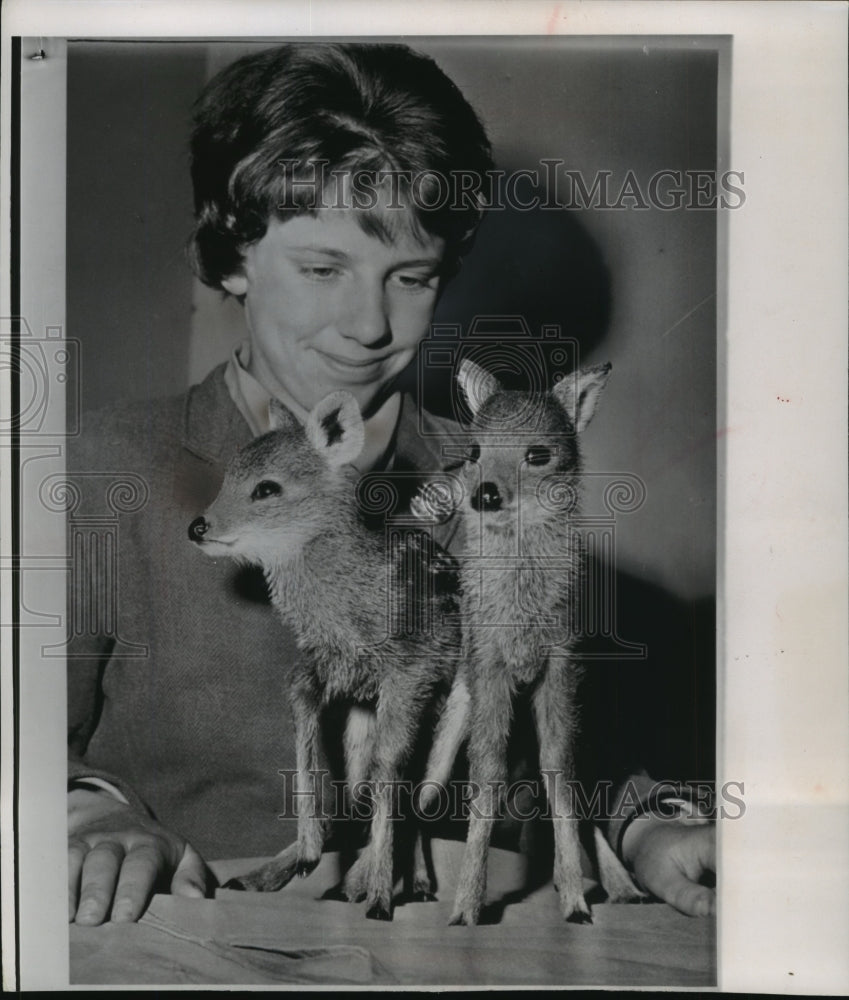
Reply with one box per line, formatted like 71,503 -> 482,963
189,42 -> 494,290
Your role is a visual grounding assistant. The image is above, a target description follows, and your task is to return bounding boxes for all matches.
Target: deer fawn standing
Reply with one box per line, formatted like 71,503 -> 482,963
189,392 -> 459,920
416,358 -> 640,925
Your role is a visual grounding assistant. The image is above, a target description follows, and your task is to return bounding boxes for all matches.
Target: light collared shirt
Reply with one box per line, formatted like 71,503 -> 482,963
224,341 -> 401,472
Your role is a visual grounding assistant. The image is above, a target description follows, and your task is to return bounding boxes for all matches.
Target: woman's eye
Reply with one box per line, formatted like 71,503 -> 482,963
525,446 -> 552,467
251,480 -> 282,501
393,272 -> 434,290
467,443 -> 480,462
301,266 -> 338,280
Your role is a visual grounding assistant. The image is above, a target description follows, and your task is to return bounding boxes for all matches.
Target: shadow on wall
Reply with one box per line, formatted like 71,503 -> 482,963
402,193 -> 611,418
577,563 -> 717,789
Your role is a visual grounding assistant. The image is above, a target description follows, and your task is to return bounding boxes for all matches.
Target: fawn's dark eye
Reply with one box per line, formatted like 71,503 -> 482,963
525,446 -> 552,467
251,480 -> 282,501
467,443 -> 480,463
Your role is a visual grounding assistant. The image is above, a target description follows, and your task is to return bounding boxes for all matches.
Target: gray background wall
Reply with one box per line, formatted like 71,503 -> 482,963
67,37 -> 718,601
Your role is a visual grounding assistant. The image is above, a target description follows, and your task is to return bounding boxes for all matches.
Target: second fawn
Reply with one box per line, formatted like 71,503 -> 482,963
416,358 -> 642,925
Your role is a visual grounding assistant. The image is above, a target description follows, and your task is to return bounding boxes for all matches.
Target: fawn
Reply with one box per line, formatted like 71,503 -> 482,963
189,391 -> 460,920
414,358 -> 642,925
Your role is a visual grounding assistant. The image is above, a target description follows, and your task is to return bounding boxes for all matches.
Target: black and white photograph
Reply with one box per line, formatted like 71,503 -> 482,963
2,1 -> 847,992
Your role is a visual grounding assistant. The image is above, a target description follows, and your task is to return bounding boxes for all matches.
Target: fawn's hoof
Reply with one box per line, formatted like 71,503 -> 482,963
222,877 -> 247,891
295,858 -> 319,879
366,901 -> 393,921
342,867 -> 369,902
566,908 -> 593,925
448,910 -> 477,926
410,890 -> 438,903
320,885 -> 350,902
222,870 -> 291,892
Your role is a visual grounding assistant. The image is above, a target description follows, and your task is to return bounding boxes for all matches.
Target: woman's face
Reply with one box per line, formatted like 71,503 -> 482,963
222,208 -> 446,415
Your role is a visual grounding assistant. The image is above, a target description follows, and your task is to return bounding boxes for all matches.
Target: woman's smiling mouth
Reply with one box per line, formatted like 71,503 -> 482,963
313,348 -> 391,381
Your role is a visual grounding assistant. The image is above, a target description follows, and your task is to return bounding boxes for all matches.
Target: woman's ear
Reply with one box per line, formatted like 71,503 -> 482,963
221,272 -> 249,297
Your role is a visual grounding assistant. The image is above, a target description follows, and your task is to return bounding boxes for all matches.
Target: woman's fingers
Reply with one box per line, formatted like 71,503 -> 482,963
171,842 -> 214,899
67,838 -> 86,921
110,842 -> 166,922
69,833 -> 177,924
73,840 -> 125,925
68,790 -> 212,923
664,867 -> 716,917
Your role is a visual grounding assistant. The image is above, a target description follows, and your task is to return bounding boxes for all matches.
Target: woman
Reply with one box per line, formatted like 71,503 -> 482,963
67,41 -> 714,927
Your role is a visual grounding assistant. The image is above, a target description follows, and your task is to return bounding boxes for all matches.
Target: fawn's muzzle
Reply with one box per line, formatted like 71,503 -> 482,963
471,482 -> 503,513
188,516 -> 209,542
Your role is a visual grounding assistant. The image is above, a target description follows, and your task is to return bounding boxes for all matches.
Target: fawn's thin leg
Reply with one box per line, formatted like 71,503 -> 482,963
532,658 -> 591,923
222,841 -> 302,893
290,677 -> 326,877
593,824 -> 646,902
336,705 -> 376,896
408,831 -> 437,901
352,683 -> 425,920
409,674 -> 471,900
344,704 -> 376,794
223,679 -> 324,892
419,673 -> 470,812
449,661 -> 512,926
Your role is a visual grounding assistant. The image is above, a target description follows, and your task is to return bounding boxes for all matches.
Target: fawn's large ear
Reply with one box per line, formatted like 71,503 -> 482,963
268,397 -> 299,431
305,392 -> 365,468
552,363 -> 612,433
456,358 -> 499,417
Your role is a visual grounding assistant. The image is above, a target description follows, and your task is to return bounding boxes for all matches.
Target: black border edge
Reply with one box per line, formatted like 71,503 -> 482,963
10,33 -> 22,993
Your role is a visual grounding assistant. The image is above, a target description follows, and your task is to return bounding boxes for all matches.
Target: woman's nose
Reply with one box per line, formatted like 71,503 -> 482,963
342,285 -> 391,347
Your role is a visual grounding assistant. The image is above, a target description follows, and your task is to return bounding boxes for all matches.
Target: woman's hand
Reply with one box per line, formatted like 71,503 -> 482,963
68,787 -> 214,925
621,814 -> 716,917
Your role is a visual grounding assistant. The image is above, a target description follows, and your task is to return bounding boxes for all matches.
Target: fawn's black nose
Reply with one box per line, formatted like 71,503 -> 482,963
188,516 -> 209,542
471,482 -> 503,513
